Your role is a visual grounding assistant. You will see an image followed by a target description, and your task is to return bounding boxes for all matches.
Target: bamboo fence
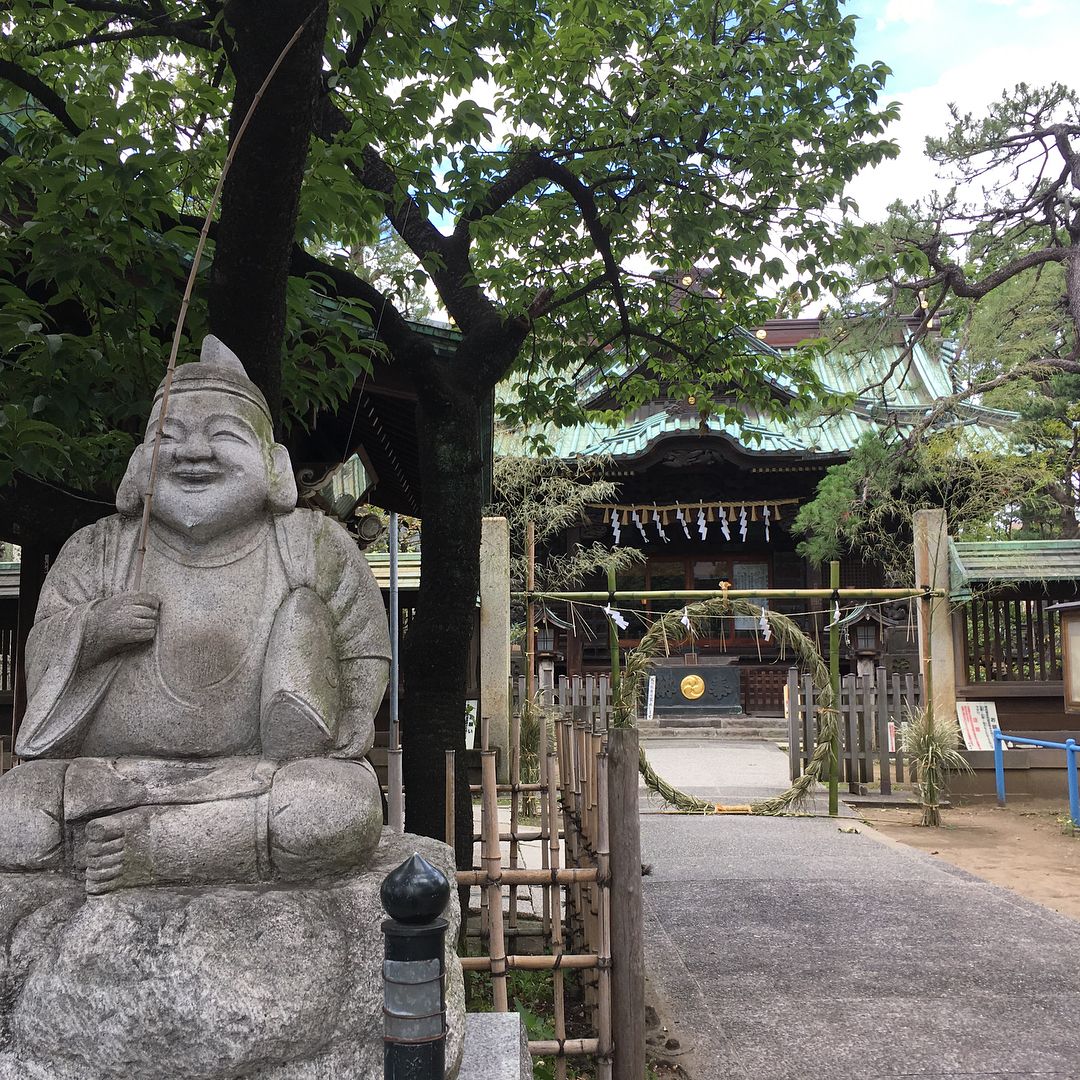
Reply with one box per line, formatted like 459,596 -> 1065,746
457,701 -> 632,1078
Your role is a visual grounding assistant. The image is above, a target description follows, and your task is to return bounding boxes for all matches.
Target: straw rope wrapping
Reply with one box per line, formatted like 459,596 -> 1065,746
608,597 -> 836,815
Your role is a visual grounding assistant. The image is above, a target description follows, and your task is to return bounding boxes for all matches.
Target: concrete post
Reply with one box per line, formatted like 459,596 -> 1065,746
913,509 -> 956,725
480,516 -> 511,782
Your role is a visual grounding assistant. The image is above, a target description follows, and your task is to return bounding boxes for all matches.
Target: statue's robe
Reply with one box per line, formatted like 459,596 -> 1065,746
15,510 -> 390,825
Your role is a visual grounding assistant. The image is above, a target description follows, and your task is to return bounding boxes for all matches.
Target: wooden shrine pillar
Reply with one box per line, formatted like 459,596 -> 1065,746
479,516 -> 511,781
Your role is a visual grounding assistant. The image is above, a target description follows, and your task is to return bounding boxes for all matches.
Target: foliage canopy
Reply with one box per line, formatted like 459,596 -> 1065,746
796,83 -> 1080,572
1,0 -> 898,510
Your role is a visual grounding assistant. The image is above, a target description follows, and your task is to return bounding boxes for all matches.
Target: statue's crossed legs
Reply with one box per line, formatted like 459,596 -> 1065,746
0,755 -> 383,892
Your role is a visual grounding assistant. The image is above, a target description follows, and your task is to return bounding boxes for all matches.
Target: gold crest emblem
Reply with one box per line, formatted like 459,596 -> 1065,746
680,674 -> 705,700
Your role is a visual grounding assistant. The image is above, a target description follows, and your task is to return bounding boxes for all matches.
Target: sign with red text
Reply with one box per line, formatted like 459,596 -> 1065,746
956,701 -> 1000,752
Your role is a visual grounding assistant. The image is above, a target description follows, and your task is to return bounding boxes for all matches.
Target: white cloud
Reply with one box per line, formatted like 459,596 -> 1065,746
1017,0 -> 1065,17
846,43 -> 1079,224
875,0 -> 938,31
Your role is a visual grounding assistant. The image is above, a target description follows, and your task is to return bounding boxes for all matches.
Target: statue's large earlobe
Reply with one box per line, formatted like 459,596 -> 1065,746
269,444 -> 298,514
116,443 -> 151,517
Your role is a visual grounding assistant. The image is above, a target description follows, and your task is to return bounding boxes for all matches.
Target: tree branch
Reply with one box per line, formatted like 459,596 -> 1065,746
530,274 -> 609,319
908,246 -> 1073,300
0,59 -> 83,136
342,4 -> 384,69
452,151 -> 545,242
288,244 -> 433,375
530,154 -> 631,339
67,1 -> 160,15
32,17 -> 216,54
904,356 -> 1080,447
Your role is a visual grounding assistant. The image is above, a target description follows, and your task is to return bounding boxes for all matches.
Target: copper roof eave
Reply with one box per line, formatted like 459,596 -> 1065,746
287,320 -> 462,518
589,426 -> 838,470
289,367 -> 420,516
948,539 -> 1080,600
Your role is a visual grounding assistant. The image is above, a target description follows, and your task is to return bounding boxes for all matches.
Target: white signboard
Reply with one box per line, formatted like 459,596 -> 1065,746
956,701 -> 1000,752
646,676 -> 657,723
464,700 -> 477,750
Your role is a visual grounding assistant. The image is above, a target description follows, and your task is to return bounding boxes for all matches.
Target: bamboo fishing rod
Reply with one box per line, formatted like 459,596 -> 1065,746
132,9 -> 319,589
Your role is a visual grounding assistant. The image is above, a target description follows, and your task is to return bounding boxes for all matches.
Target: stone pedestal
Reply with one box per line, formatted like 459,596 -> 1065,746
458,1014 -> 533,1080
0,830 -> 464,1080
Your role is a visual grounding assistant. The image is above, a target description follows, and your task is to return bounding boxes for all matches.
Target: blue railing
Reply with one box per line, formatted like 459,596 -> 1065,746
993,729 -> 1079,829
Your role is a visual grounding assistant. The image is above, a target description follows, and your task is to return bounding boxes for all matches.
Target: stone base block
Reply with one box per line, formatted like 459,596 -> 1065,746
458,1014 -> 533,1080
0,830 -> 463,1080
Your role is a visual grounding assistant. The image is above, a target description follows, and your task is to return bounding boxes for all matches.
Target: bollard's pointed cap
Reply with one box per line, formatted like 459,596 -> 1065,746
381,853 -> 450,924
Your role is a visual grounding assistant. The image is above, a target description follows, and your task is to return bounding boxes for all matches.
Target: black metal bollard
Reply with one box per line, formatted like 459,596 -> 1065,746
381,852 -> 450,1080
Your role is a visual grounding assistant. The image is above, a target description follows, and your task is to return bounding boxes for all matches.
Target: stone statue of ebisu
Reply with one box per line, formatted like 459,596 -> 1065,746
0,337 -> 464,1080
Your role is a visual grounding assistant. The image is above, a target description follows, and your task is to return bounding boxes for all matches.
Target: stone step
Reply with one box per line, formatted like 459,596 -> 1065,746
638,724 -> 787,741
640,729 -> 785,740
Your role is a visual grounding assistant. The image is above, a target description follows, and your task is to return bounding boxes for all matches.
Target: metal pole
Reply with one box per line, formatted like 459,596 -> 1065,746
390,511 -> 400,752
829,560 -> 840,818
387,749 -> 404,834
606,567 -> 621,701
994,729 -> 1006,806
381,853 -> 450,1079
1067,739 -> 1079,828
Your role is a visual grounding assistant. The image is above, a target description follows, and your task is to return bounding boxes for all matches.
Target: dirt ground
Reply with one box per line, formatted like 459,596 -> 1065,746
861,794 -> 1080,922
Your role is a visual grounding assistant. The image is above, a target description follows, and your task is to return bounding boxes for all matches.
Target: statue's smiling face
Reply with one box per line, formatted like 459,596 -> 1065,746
149,390 -> 274,540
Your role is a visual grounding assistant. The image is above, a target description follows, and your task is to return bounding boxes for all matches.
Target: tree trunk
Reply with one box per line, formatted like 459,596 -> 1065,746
209,1 -> 328,424
402,376 -> 484,867
0,475 -> 109,549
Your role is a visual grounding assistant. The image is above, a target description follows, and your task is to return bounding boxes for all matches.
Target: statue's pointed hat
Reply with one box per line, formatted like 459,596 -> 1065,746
150,335 -> 272,426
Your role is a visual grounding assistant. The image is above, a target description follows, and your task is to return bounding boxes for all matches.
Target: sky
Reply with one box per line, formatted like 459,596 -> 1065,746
845,0 -> 1080,222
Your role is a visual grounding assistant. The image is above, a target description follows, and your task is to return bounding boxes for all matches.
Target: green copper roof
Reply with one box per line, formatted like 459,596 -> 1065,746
364,551 -> 422,591
0,562 -> 18,601
948,540 -> 1080,599
500,339 -> 1016,463
363,551 -> 479,605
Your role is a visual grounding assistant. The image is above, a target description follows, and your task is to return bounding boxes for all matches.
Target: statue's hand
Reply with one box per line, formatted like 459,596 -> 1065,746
83,592 -> 161,667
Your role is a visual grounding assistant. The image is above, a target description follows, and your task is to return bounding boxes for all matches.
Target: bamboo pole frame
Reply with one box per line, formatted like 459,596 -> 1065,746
480,750 -> 508,1012
458,867 -> 598,886
547,747 -> 568,1080
539,695 -> 551,941
444,749 -> 456,849
459,698 -> 616,1076
530,1038 -> 599,1057
509,700 -> 521,935
596,749 -> 613,1079
460,953 -> 599,971
516,587 -> 939,602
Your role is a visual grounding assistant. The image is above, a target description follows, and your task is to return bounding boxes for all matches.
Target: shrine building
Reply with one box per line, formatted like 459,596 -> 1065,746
504,318 -> 1015,716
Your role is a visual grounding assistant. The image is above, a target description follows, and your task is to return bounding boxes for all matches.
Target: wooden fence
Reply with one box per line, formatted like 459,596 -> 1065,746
961,595 -> 1062,684
786,667 -> 924,795
512,674 -> 613,727
455,699 -> 643,1079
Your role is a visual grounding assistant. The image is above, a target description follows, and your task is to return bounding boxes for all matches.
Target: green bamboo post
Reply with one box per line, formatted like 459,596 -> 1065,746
829,560 -> 840,817
607,567 -> 621,702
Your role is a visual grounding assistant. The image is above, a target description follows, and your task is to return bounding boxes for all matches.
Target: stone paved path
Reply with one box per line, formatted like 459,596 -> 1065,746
640,737 -> 1080,1080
